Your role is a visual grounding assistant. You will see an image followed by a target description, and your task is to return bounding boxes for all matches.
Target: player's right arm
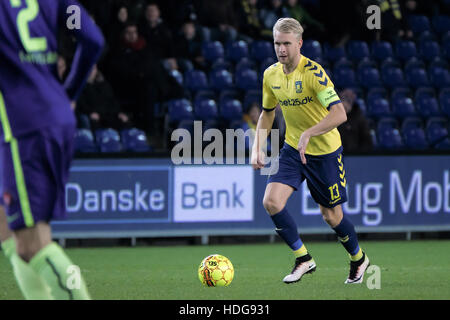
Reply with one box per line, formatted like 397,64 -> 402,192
59,0 -> 105,101
251,68 -> 278,170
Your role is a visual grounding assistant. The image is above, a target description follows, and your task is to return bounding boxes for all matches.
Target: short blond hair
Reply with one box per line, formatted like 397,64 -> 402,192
273,18 -> 304,40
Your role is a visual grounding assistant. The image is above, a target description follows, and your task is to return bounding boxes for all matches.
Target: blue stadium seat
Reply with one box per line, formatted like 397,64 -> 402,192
432,15 -> 450,35
235,57 -> 257,73
220,99 -> 243,121
211,58 -> 233,72
418,30 -> 438,43
226,40 -> 249,63
250,41 -> 275,63
95,128 -> 122,153
168,99 -> 194,123
443,40 -> 450,60
194,98 -> 218,121
392,96 -> 417,118
401,117 -> 423,132
371,41 -> 394,61
367,87 -> 388,104
382,66 -> 407,89
259,57 -> 276,79
347,40 -> 370,61
391,87 -> 412,101
415,87 -> 441,118
377,119 -> 403,150
323,43 -> 346,62
402,126 -> 428,150
169,69 -> 183,86
302,40 -> 322,60
202,41 -> 225,63
404,57 -> 425,73
408,15 -> 431,34
356,58 -> 377,72
235,68 -> 258,91
429,66 -> 450,89
177,119 -> 194,136
419,41 -> 441,62
358,67 -> 382,89
194,90 -> 216,106
209,69 -> 234,91
439,88 -> 450,117
184,70 -> 209,92
74,129 -> 98,153
120,128 -> 151,152
405,68 -> 430,88
243,90 -> 262,111
368,98 -> 392,119
333,67 -> 357,88
396,40 -> 418,61
426,117 -> 450,147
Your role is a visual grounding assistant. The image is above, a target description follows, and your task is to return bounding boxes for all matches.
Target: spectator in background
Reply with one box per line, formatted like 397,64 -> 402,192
376,0 -> 413,42
236,0 -> 272,41
107,6 -> 130,51
139,2 -> 178,70
194,0 -> 238,42
260,0 -> 290,32
175,20 -> 206,70
77,64 -> 132,131
284,0 -> 326,41
338,89 -> 373,153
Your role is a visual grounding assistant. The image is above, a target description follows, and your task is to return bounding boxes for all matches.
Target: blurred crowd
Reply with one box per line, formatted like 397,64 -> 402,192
57,0 -> 449,152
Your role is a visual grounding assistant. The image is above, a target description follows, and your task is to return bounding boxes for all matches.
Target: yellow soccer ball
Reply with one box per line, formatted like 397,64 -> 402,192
198,254 -> 234,287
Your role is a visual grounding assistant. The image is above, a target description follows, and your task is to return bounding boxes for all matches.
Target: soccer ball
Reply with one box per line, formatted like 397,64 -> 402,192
198,254 -> 234,287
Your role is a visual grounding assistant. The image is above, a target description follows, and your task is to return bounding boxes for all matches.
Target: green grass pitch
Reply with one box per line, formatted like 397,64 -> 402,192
1,240 -> 449,300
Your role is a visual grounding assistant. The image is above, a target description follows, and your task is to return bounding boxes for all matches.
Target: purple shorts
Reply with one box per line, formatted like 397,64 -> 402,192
1,124 -> 75,230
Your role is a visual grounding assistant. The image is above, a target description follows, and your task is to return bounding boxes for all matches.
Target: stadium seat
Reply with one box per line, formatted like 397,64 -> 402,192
202,41 -> 225,63
250,41 -> 275,63
226,40 -> 249,63
302,40 -> 322,60
194,98 -> 218,121
323,43 -> 346,62
429,66 -> 450,89
243,90 -> 262,111
168,99 -> 194,123
235,57 -> 257,73
371,41 -> 394,61
408,15 -> 431,34
333,66 -> 357,88
95,128 -> 122,153
415,87 -> 441,118
380,57 -> 401,72
402,126 -> 429,150
418,30 -> 438,43
347,40 -> 370,61
259,57 -> 276,78
169,69 -> 183,86
194,90 -> 216,106
368,97 -> 392,119
184,70 -> 209,92
426,117 -> 450,146
405,68 -> 430,88
367,87 -> 388,104
439,88 -> 450,117
419,41 -> 441,62
404,57 -> 425,73
432,15 -> 450,35
382,66 -> 407,89
177,119 -> 194,136
209,69 -> 234,91
235,68 -> 259,91
220,99 -> 243,121
356,58 -> 377,72
443,40 -> 450,60
211,58 -> 233,72
377,125 -> 403,150
358,67 -> 382,89
74,129 -> 98,153
120,128 -> 151,152
396,40 -> 418,61
392,96 -> 417,118
391,87 -> 412,101
401,117 -> 424,132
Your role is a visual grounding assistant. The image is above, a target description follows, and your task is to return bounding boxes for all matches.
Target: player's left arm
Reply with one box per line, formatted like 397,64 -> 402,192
298,66 -> 346,164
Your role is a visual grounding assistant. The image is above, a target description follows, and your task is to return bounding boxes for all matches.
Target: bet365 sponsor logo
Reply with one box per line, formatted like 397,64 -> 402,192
278,96 -> 313,107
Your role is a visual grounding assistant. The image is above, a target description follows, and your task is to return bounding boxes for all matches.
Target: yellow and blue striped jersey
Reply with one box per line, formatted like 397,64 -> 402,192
262,55 -> 342,155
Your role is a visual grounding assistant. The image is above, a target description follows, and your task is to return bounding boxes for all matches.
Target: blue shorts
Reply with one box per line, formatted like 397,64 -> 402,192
267,143 -> 347,208
1,124 -> 75,230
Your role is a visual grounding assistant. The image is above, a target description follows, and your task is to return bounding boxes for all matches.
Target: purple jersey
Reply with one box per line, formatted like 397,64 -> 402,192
0,0 -> 104,139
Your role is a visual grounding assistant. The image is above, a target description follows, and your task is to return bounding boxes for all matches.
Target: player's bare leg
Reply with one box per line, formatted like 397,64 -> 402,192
264,182 -> 316,283
320,204 -> 369,284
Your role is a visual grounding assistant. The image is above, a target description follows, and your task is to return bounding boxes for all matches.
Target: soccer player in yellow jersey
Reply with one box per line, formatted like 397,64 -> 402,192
251,18 -> 370,284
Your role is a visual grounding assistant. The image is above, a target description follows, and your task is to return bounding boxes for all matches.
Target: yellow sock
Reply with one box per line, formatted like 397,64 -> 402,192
293,244 -> 308,258
350,248 -> 363,261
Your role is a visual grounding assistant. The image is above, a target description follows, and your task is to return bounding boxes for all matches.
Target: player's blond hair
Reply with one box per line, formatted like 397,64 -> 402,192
273,18 -> 304,40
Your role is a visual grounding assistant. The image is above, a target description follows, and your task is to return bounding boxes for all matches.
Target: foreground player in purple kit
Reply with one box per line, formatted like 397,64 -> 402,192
0,0 -> 104,299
